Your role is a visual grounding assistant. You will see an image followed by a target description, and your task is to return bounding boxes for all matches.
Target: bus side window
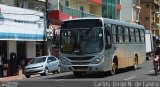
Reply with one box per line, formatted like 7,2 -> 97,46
124,27 -> 129,43
130,28 -> 135,43
117,25 -> 124,43
112,25 -> 117,43
105,24 -> 112,48
140,29 -> 145,43
135,29 -> 140,43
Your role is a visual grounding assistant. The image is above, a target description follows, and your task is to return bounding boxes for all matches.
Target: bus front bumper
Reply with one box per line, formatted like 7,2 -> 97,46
60,61 -> 110,72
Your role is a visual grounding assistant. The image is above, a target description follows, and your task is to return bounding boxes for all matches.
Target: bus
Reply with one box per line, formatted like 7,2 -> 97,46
59,18 -> 146,76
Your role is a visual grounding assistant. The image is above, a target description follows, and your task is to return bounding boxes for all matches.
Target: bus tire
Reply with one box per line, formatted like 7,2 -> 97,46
132,55 -> 138,70
110,62 -> 117,75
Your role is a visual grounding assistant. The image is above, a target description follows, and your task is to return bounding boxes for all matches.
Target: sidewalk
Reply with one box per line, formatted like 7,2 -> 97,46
0,70 -> 25,82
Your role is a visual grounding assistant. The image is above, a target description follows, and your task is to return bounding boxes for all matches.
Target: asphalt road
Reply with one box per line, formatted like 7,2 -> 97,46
20,57 -> 159,81
10,58 -> 160,87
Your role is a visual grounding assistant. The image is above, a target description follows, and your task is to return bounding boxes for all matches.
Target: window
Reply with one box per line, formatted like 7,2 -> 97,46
80,6 -> 84,17
146,4 -> 150,8
48,57 -> 56,62
112,25 -> 117,43
117,25 -> 124,43
134,29 -> 140,43
65,0 -> 69,7
130,28 -> 135,43
124,27 -> 129,43
140,29 -> 145,43
145,17 -> 149,20
105,24 -> 112,44
80,6 -> 84,11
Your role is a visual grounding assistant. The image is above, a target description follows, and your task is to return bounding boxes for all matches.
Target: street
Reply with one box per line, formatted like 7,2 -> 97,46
1,58 -> 160,87
19,58 -> 160,81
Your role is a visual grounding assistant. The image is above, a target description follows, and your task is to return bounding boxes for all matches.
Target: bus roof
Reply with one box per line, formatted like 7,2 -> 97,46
103,18 -> 145,29
62,17 -> 145,29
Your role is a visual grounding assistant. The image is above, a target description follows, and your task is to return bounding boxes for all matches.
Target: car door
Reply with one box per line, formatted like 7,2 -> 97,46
53,57 -> 59,69
47,57 -> 54,71
52,56 -> 59,71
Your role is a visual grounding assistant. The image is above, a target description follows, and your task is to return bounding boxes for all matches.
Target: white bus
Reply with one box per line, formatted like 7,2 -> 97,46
59,18 -> 146,76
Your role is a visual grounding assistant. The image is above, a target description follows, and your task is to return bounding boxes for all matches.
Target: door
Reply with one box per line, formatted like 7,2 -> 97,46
47,57 -> 55,71
0,41 -> 7,63
17,42 -> 26,66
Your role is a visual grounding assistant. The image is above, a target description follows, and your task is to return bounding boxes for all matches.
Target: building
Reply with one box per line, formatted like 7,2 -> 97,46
140,0 -> 160,35
102,0 -> 121,19
48,0 -> 102,23
0,0 -> 104,58
120,0 -> 141,23
0,4 -> 44,76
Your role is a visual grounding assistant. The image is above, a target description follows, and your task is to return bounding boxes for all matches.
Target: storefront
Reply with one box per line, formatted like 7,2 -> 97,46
0,4 -> 44,77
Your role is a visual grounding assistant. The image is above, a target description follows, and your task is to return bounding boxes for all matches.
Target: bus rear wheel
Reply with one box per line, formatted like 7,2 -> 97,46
132,56 -> 138,70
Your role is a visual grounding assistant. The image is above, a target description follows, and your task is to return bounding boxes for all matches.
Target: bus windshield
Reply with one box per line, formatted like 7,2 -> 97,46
60,27 -> 103,54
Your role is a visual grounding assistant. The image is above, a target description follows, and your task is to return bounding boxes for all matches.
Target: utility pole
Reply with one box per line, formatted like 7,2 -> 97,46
45,0 -> 49,29
40,0 -> 49,55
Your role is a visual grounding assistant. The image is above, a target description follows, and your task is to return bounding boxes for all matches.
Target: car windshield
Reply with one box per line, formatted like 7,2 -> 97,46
60,27 -> 103,54
30,57 -> 46,64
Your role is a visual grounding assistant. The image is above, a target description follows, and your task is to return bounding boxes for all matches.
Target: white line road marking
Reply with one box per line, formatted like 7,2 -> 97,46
54,79 -> 64,81
149,70 -> 154,72
124,76 -> 136,80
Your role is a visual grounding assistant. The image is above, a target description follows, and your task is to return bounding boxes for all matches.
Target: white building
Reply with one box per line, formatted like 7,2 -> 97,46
0,4 -> 44,65
120,0 -> 141,23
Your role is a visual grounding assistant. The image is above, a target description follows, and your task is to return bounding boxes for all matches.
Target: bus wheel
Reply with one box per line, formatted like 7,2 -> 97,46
110,63 -> 117,75
132,56 -> 138,70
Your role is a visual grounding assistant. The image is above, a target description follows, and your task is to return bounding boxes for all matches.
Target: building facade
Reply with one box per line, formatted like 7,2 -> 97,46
0,4 -> 44,76
0,0 -> 103,58
140,0 -> 160,35
120,0 -> 141,23
102,0 -> 120,19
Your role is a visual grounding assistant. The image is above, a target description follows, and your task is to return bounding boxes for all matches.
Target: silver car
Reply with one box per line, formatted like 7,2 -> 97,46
24,56 -> 60,78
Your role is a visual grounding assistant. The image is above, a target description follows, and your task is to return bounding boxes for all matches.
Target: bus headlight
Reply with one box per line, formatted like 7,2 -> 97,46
60,58 -> 70,65
91,55 -> 104,64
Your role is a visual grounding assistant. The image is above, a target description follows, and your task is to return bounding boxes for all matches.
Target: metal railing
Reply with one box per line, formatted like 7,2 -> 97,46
59,4 -> 97,17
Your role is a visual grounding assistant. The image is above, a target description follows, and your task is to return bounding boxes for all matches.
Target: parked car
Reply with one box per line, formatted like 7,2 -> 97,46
24,56 -> 60,78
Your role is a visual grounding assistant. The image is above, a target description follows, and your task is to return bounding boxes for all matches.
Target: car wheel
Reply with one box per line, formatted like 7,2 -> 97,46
40,73 -> 45,76
25,75 -> 31,78
56,66 -> 60,73
52,71 -> 56,74
44,67 -> 49,76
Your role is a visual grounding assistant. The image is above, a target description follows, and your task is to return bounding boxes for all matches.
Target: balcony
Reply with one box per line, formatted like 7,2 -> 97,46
59,4 -> 97,18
